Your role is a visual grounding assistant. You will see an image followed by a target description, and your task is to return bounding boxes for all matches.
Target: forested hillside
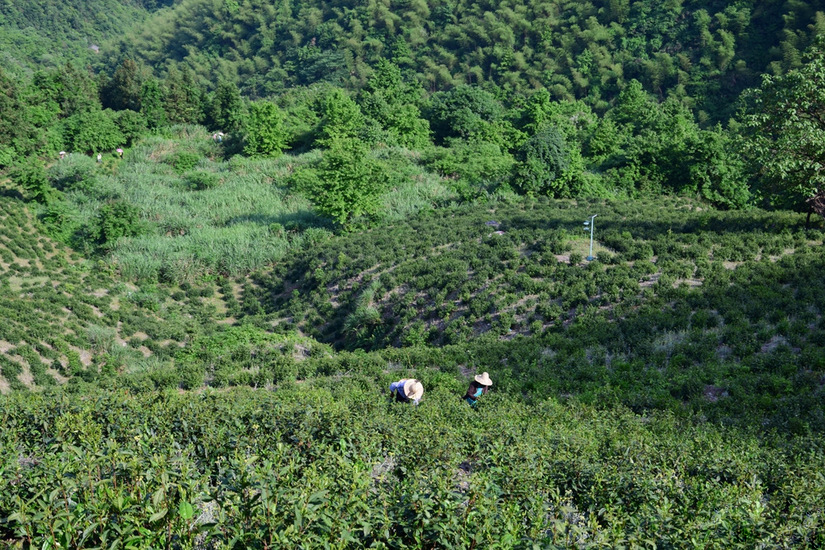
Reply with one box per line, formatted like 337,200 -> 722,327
107,0 -> 825,121
0,0 -> 174,75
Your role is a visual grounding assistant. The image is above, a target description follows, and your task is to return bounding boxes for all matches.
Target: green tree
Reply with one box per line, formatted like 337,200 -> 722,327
207,80 -> 245,133
31,62 -> 100,119
426,85 -> 507,145
359,60 -> 430,148
317,88 -> 365,146
518,92 -> 596,143
62,109 -> 125,154
242,101 -> 288,157
312,138 -> 386,228
0,68 -> 47,165
514,127 -> 572,196
10,158 -> 53,204
742,40 -> 825,218
425,140 -> 515,193
676,127 -> 751,209
115,110 -> 148,146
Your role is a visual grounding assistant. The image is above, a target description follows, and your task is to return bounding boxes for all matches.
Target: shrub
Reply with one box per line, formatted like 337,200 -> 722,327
167,151 -> 201,173
10,159 -> 52,204
97,201 -> 144,247
184,170 -> 221,190
48,153 -> 98,192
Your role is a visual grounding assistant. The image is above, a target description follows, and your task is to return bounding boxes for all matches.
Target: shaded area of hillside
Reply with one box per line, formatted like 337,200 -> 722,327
255,198 -> 820,350
243,198 -> 825,431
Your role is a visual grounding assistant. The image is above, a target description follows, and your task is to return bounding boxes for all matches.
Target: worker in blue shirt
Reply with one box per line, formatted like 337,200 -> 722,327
389,378 -> 424,405
462,372 -> 492,407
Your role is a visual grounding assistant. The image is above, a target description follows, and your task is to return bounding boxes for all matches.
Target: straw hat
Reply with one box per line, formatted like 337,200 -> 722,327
403,379 -> 424,401
474,372 -> 493,386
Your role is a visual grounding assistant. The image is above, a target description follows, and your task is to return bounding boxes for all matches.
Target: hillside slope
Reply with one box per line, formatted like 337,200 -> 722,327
105,0 -> 825,120
1,145 -> 824,546
0,0 -> 174,74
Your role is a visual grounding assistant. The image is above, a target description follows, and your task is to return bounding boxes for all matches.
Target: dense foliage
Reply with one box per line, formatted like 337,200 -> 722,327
4,0 -> 825,547
2,384 -> 824,548
0,0 -> 171,75
105,0 -> 825,123
742,38 -> 825,216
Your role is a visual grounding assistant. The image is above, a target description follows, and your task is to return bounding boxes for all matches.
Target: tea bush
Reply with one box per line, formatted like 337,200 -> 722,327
1,384 -> 824,548
3,161 -> 825,547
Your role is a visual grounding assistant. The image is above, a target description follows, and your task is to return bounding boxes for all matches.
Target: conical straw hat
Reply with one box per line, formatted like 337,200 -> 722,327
403,379 -> 424,401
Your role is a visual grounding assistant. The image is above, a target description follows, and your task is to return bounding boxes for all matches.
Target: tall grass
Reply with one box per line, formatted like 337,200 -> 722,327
55,129 -> 333,280
51,130 -> 460,281
113,224 -> 293,280
374,147 -> 457,220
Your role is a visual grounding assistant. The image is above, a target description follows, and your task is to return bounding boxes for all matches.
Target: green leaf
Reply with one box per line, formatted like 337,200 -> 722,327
179,501 -> 195,520
149,508 -> 168,522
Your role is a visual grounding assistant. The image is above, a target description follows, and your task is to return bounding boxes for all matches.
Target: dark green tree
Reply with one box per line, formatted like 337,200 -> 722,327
514,127 -> 572,196
101,59 -> 145,112
163,66 -> 203,124
425,85 -> 518,147
741,40 -> 825,219
140,77 -> 167,130
207,80 -> 245,133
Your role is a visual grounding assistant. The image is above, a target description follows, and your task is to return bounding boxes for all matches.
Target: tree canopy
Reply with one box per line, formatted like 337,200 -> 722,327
742,40 -> 825,217
103,0 -> 825,123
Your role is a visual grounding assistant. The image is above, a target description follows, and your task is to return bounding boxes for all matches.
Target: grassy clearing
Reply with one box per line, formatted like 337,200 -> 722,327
46,130 -> 460,281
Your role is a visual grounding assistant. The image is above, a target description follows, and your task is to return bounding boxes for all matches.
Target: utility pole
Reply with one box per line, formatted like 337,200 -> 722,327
583,214 -> 597,261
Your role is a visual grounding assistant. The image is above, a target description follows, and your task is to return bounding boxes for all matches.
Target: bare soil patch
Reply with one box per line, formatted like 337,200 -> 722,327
761,335 -> 789,353
47,368 -> 68,384
17,364 -> 34,389
639,272 -> 662,288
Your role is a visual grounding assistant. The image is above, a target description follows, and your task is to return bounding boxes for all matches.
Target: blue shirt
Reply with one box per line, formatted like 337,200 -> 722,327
389,379 -> 420,405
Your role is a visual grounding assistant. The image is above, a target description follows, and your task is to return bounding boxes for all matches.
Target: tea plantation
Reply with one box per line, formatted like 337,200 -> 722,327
1,143 -> 825,547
